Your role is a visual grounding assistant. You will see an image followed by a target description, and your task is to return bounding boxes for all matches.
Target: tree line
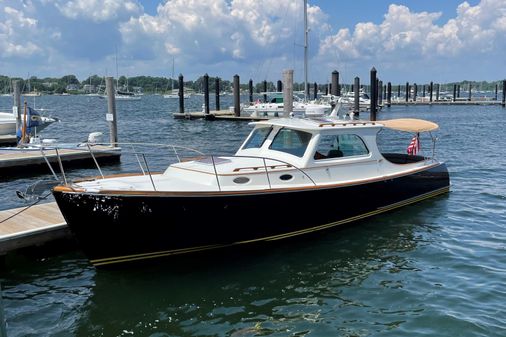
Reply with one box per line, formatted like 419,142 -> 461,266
0,74 -> 503,95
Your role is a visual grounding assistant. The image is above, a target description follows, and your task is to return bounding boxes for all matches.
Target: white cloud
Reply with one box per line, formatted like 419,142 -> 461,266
319,1 -> 506,62
54,0 -> 142,22
0,6 -> 42,58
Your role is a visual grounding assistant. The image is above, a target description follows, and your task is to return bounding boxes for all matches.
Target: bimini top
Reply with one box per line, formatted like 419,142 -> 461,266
379,118 -> 439,132
251,117 -> 438,133
250,118 -> 380,132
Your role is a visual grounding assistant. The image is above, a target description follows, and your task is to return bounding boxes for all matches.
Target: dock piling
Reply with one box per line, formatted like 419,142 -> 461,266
215,77 -> 220,111
331,71 -> 339,96
354,77 -> 360,115
203,73 -> 210,115
429,81 -> 433,103
502,80 -> 506,107
283,69 -> 293,117
178,74 -> 184,114
233,75 -> 240,117
277,80 -> 282,93
313,82 -> 317,100
105,77 -> 118,146
263,81 -> 267,102
405,82 -> 409,103
413,83 -> 418,102
378,80 -> 383,106
370,67 -> 377,121
495,84 -> 498,101
387,82 -> 392,107
436,83 -> 440,101
249,79 -> 253,103
13,80 -> 21,136
468,84 -> 472,101
453,84 -> 457,102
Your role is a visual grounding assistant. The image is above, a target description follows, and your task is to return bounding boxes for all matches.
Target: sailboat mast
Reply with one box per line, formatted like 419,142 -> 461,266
304,0 -> 308,101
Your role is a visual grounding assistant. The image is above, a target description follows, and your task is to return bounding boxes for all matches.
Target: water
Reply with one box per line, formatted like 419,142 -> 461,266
1,95 -> 506,336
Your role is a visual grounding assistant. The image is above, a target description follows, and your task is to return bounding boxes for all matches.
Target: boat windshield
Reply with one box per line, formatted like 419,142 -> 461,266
269,128 -> 312,157
242,127 -> 272,149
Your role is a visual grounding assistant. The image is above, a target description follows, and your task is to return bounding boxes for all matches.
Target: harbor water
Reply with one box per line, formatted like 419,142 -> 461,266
0,95 -> 505,336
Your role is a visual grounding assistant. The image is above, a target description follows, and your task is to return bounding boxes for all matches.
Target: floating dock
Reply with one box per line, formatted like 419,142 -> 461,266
172,110 -> 235,119
0,135 -> 16,145
0,145 -> 121,173
0,202 -> 70,256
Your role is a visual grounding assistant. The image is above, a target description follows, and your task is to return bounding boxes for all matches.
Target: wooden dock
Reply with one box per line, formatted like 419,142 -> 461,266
172,110 -> 235,119
0,202 -> 70,255
0,145 -> 121,173
0,135 -> 16,145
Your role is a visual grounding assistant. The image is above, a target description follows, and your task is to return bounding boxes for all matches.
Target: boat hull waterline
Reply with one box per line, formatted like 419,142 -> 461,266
53,163 -> 449,267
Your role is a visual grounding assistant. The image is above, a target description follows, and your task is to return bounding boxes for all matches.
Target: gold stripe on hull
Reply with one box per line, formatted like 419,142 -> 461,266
90,186 -> 450,267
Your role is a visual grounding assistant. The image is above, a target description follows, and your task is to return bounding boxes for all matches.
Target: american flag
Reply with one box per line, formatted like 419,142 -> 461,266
407,134 -> 420,155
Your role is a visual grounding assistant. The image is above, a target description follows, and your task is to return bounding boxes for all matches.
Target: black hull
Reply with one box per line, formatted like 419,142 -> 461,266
53,164 -> 449,266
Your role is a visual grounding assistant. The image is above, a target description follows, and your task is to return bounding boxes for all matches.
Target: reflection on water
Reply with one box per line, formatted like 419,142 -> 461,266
69,200 -> 446,337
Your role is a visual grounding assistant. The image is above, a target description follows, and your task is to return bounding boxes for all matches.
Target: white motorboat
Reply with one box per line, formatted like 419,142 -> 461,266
0,110 -> 58,136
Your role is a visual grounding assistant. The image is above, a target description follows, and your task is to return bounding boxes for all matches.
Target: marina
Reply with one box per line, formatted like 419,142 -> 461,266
1,0 -> 506,335
0,91 -> 505,337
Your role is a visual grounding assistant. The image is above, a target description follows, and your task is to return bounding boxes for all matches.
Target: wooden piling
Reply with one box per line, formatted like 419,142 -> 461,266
429,81 -> 433,103
13,80 -> 21,135
397,85 -> 401,100
405,82 -> 409,103
413,83 -> 418,102
502,80 -> 506,107
313,82 -> 317,100
215,77 -> 220,111
457,85 -> 461,98
354,77 -> 360,115
422,85 -> 426,98
495,84 -> 498,101
387,82 -> 392,107
453,84 -> 457,102
370,68 -> 377,121
331,70 -> 339,96
378,80 -> 383,106
436,83 -> 440,101
283,69 -> 293,117
233,75 -> 240,117
203,73 -> 210,115
178,74 -> 184,114
249,79 -> 253,103
468,84 -> 472,101
277,80 -> 282,93
105,77 -> 118,146
263,80 -> 267,102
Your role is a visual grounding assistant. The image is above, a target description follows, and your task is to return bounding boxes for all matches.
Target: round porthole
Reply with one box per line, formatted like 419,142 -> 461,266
233,177 -> 250,184
279,174 -> 293,181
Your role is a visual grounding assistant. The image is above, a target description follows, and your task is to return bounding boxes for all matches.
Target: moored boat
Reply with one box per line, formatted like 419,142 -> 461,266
52,117 -> 449,267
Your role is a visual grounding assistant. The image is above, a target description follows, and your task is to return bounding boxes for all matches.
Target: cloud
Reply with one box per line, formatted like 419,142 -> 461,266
320,1 -> 506,61
0,5 -> 43,58
53,0 -> 142,22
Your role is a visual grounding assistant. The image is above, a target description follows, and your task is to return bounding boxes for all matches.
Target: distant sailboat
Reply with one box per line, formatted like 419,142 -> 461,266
164,57 -> 190,99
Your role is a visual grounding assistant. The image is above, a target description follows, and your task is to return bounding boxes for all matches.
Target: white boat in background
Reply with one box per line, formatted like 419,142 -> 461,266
243,92 -> 331,118
0,109 -> 58,137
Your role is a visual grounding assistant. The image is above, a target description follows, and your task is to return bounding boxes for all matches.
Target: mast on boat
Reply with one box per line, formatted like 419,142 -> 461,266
304,0 -> 308,101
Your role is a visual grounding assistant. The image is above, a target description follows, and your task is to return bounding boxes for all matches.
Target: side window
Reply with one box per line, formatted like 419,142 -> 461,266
269,128 -> 312,157
242,127 -> 272,149
314,134 -> 369,160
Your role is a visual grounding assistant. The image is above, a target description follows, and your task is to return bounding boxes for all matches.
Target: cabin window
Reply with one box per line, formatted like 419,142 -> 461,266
314,134 -> 369,160
242,127 -> 272,149
269,128 -> 312,157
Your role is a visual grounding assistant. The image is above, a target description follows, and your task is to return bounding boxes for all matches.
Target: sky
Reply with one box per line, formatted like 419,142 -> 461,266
0,0 -> 504,85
